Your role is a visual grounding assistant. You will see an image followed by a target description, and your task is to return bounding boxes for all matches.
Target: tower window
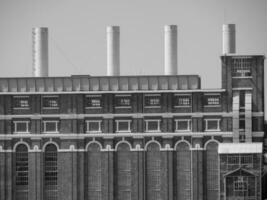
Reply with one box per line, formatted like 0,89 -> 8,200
144,94 -> 161,107
115,95 -> 131,107
13,121 -> 30,133
232,59 -> 252,77
42,96 -> 59,109
85,95 -> 102,108
13,96 -> 30,109
86,120 -> 102,133
174,95 -> 191,107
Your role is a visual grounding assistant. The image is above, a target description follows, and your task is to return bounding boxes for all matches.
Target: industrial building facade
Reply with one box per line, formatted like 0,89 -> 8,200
0,25 -> 266,200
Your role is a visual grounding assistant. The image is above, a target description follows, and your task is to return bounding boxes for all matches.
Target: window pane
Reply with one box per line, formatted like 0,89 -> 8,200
175,96 -> 191,106
145,96 -> 161,106
176,121 -> 190,130
86,97 -> 101,107
88,122 -> 100,132
43,97 -> 59,108
206,120 -> 219,130
115,97 -> 131,107
44,122 -> 57,132
232,58 -> 252,77
118,121 -> 130,131
14,97 -> 29,108
205,96 -> 220,105
16,122 -> 28,132
147,121 -> 159,131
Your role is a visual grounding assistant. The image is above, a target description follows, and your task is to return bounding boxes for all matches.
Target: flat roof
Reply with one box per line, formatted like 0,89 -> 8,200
218,143 -> 263,154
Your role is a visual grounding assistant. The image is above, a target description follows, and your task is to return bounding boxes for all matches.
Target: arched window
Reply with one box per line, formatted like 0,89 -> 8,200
87,143 -> 102,200
116,143 -> 132,200
146,142 -> 161,200
205,142 -> 219,200
44,144 -> 58,200
175,142 -> 191,200
15,144 -> 29,200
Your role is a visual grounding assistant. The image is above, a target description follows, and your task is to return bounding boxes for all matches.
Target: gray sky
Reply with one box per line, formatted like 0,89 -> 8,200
0,0 -> 266,118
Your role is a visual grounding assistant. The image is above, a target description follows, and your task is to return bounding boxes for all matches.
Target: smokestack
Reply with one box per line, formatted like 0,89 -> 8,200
107,26 -> 120,76
32,27 -> 49,77
222,24 -> 236,54
164,25 -> 177,75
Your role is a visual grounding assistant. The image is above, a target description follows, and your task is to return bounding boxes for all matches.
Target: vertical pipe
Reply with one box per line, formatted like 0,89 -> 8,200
222,24 -> 236,54
164,25 -> 177,75
32,27 -> 49,77
107,26 -> 120,76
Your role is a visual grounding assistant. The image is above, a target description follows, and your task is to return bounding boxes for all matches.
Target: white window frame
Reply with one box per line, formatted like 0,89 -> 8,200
13,121 -> 30,134
174,94 -> 191,108
116,120 -> 131,133
86,120 -> 102,133
42,95 -> 59,109
144,94 -> 161,108
175,119 -> 192,132
42,120 -> 59,133
145,119 -> 161,132
205,119 -> 221,131
85,94 -> 102,109
13,96 -> 30,110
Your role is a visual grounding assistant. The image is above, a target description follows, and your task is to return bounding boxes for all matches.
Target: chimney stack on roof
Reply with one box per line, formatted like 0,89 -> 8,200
164,25 -> 178,75
32,27 -> 49,77
222,24 -> 236,54
107,26 -> 120,76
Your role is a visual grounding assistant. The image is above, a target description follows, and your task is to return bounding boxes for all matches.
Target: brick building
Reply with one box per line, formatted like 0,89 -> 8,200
0,25 -> 266,200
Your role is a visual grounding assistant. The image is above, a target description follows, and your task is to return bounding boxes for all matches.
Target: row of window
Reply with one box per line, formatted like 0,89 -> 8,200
12,94 -> 222,109
13,119 -> 221,133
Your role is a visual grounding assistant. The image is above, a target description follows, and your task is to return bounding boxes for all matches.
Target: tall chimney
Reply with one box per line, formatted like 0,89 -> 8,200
164,25 -> 177,75
107,26 -> 120,76
32,27 -> 49,77
222,24 -> 236,54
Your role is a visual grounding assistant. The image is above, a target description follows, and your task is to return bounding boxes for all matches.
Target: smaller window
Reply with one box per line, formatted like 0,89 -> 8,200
174,95 -> 191,107
42,96 -> 59,109
85,95 -> 102,108
239,119 -> 245,130
116,120 -> 131,133
115,95 -> 131,107
175,119 -> 191,132
204,95 -> 221,106
13,121 -> 30,133
144,95 -> 161,107
234,177 -> 248,191
228,155 -> 239,165
86,120 -> 102,133
42,121 -> 59,133
13,96 -> 30,109
205,119 -> 220,131
240,155 -> 253,165
145,120 -> 161,132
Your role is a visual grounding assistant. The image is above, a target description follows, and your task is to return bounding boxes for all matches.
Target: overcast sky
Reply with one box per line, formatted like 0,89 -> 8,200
0,0 -> 266,118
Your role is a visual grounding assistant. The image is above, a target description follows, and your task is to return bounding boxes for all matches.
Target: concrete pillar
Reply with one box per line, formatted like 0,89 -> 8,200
107,26 -> 120,76
222,24 -> 236,54
32,27 -> 49,77
164,25 -> 177,75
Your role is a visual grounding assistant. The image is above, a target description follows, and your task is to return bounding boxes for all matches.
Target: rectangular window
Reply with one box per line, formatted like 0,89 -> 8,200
174,95 -> 191,107
13,96 -> 30,109
85,95 -> 102,108
204,95 -> 221,106
145,120 -> 161,132
232,58 -> 252,77
116,120 -> 131,133
239,119 -> 245,130
42,96 -> 59,109
205,119 -> 220,131
144,94 -> 161,107
86,120 -> 102,133
175,119 -> 191,131
234,177 -> 248,191
13,121 -> 30,133
42,121 -> 59,133
115,95 -> 131,107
